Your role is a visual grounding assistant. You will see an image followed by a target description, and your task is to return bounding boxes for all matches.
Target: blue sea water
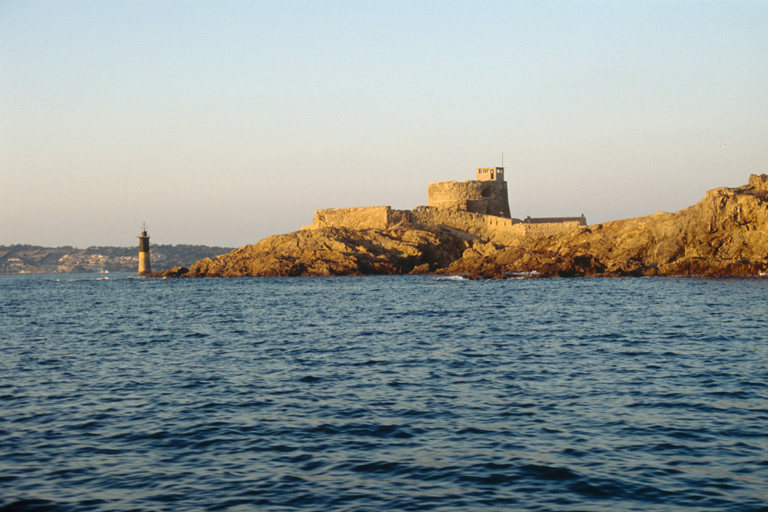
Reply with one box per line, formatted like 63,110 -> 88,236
1,273 -> 767,512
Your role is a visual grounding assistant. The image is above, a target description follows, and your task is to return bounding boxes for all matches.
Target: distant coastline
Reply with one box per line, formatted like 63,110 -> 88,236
0,244 -> 234,274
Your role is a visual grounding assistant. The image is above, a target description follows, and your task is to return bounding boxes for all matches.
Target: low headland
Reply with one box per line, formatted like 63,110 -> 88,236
153,174 -> 768,279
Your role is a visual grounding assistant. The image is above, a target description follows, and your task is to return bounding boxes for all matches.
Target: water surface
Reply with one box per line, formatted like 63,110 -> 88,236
2,274 -> 767,511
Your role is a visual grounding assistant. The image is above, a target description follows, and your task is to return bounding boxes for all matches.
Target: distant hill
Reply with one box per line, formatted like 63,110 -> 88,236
0,244 -> 235,274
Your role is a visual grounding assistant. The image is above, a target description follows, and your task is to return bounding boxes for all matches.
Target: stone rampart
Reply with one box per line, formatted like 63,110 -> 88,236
428,180 -> 511,218
410,206 -> 583,243
525,215 -> 588,226
302,206 -> 409,231
410,206 -> 516,236
303,205 -> 585,242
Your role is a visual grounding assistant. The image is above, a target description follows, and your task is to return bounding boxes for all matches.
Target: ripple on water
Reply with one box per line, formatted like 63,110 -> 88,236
1,275 -> 768,511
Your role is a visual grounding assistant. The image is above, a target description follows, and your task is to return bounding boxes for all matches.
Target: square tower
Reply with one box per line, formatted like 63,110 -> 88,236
476,167 -> 505,182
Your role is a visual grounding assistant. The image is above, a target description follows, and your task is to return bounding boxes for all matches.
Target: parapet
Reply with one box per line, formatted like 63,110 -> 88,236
524,215 -> 588,226
302,206 -> 409,231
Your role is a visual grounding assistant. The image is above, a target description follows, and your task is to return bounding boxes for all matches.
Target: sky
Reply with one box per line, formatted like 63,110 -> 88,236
2,1 -> 767,248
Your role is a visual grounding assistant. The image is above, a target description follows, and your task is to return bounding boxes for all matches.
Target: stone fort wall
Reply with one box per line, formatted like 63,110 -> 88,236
525,215 -> 587,226
427,180 -> 511,218
302,205 -> 584,243
410,207 -> 583,243
301,206 -> 410,231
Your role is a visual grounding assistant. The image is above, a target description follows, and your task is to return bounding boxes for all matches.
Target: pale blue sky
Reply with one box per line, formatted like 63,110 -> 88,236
2,1 -> 766,247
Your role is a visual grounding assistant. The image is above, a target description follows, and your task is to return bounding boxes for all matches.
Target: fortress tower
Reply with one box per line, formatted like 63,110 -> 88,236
137,225 -> 151,275
427,167 -> 511,218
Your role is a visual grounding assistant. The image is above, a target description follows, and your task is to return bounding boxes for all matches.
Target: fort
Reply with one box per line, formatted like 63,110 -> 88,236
302,167 -> 587,242
428,167 -> 511,218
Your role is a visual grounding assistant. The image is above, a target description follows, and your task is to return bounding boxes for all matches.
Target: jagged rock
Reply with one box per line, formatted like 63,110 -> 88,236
181,225 -> 475,277
443,174 -> 768,277
151,266 -> 189,278
165,175 -> 768,279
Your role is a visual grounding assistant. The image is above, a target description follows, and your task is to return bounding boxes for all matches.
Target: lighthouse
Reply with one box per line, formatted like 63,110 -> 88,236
138,225 -> 151,275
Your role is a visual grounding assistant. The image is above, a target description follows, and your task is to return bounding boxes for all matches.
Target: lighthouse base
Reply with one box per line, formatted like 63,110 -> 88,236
138,251 -> 151,275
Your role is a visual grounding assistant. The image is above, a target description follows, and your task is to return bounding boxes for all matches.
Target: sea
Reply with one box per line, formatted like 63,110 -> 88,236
1,273 -> 767,512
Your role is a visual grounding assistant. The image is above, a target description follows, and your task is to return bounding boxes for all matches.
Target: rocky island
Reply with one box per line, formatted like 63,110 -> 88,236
154,171 -> 768,279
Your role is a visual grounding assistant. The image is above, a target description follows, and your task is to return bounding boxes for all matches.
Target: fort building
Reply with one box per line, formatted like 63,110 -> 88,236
427,167 -> 511,218
302,167 -> 587,241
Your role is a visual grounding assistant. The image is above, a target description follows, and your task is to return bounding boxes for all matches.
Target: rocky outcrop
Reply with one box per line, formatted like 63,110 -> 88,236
443,174 -> 768,277
159,225 -> 476,277
155,175 -> 768,279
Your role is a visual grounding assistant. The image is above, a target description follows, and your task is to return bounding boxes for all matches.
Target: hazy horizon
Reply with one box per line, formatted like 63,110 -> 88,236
2,1 -> 766,248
